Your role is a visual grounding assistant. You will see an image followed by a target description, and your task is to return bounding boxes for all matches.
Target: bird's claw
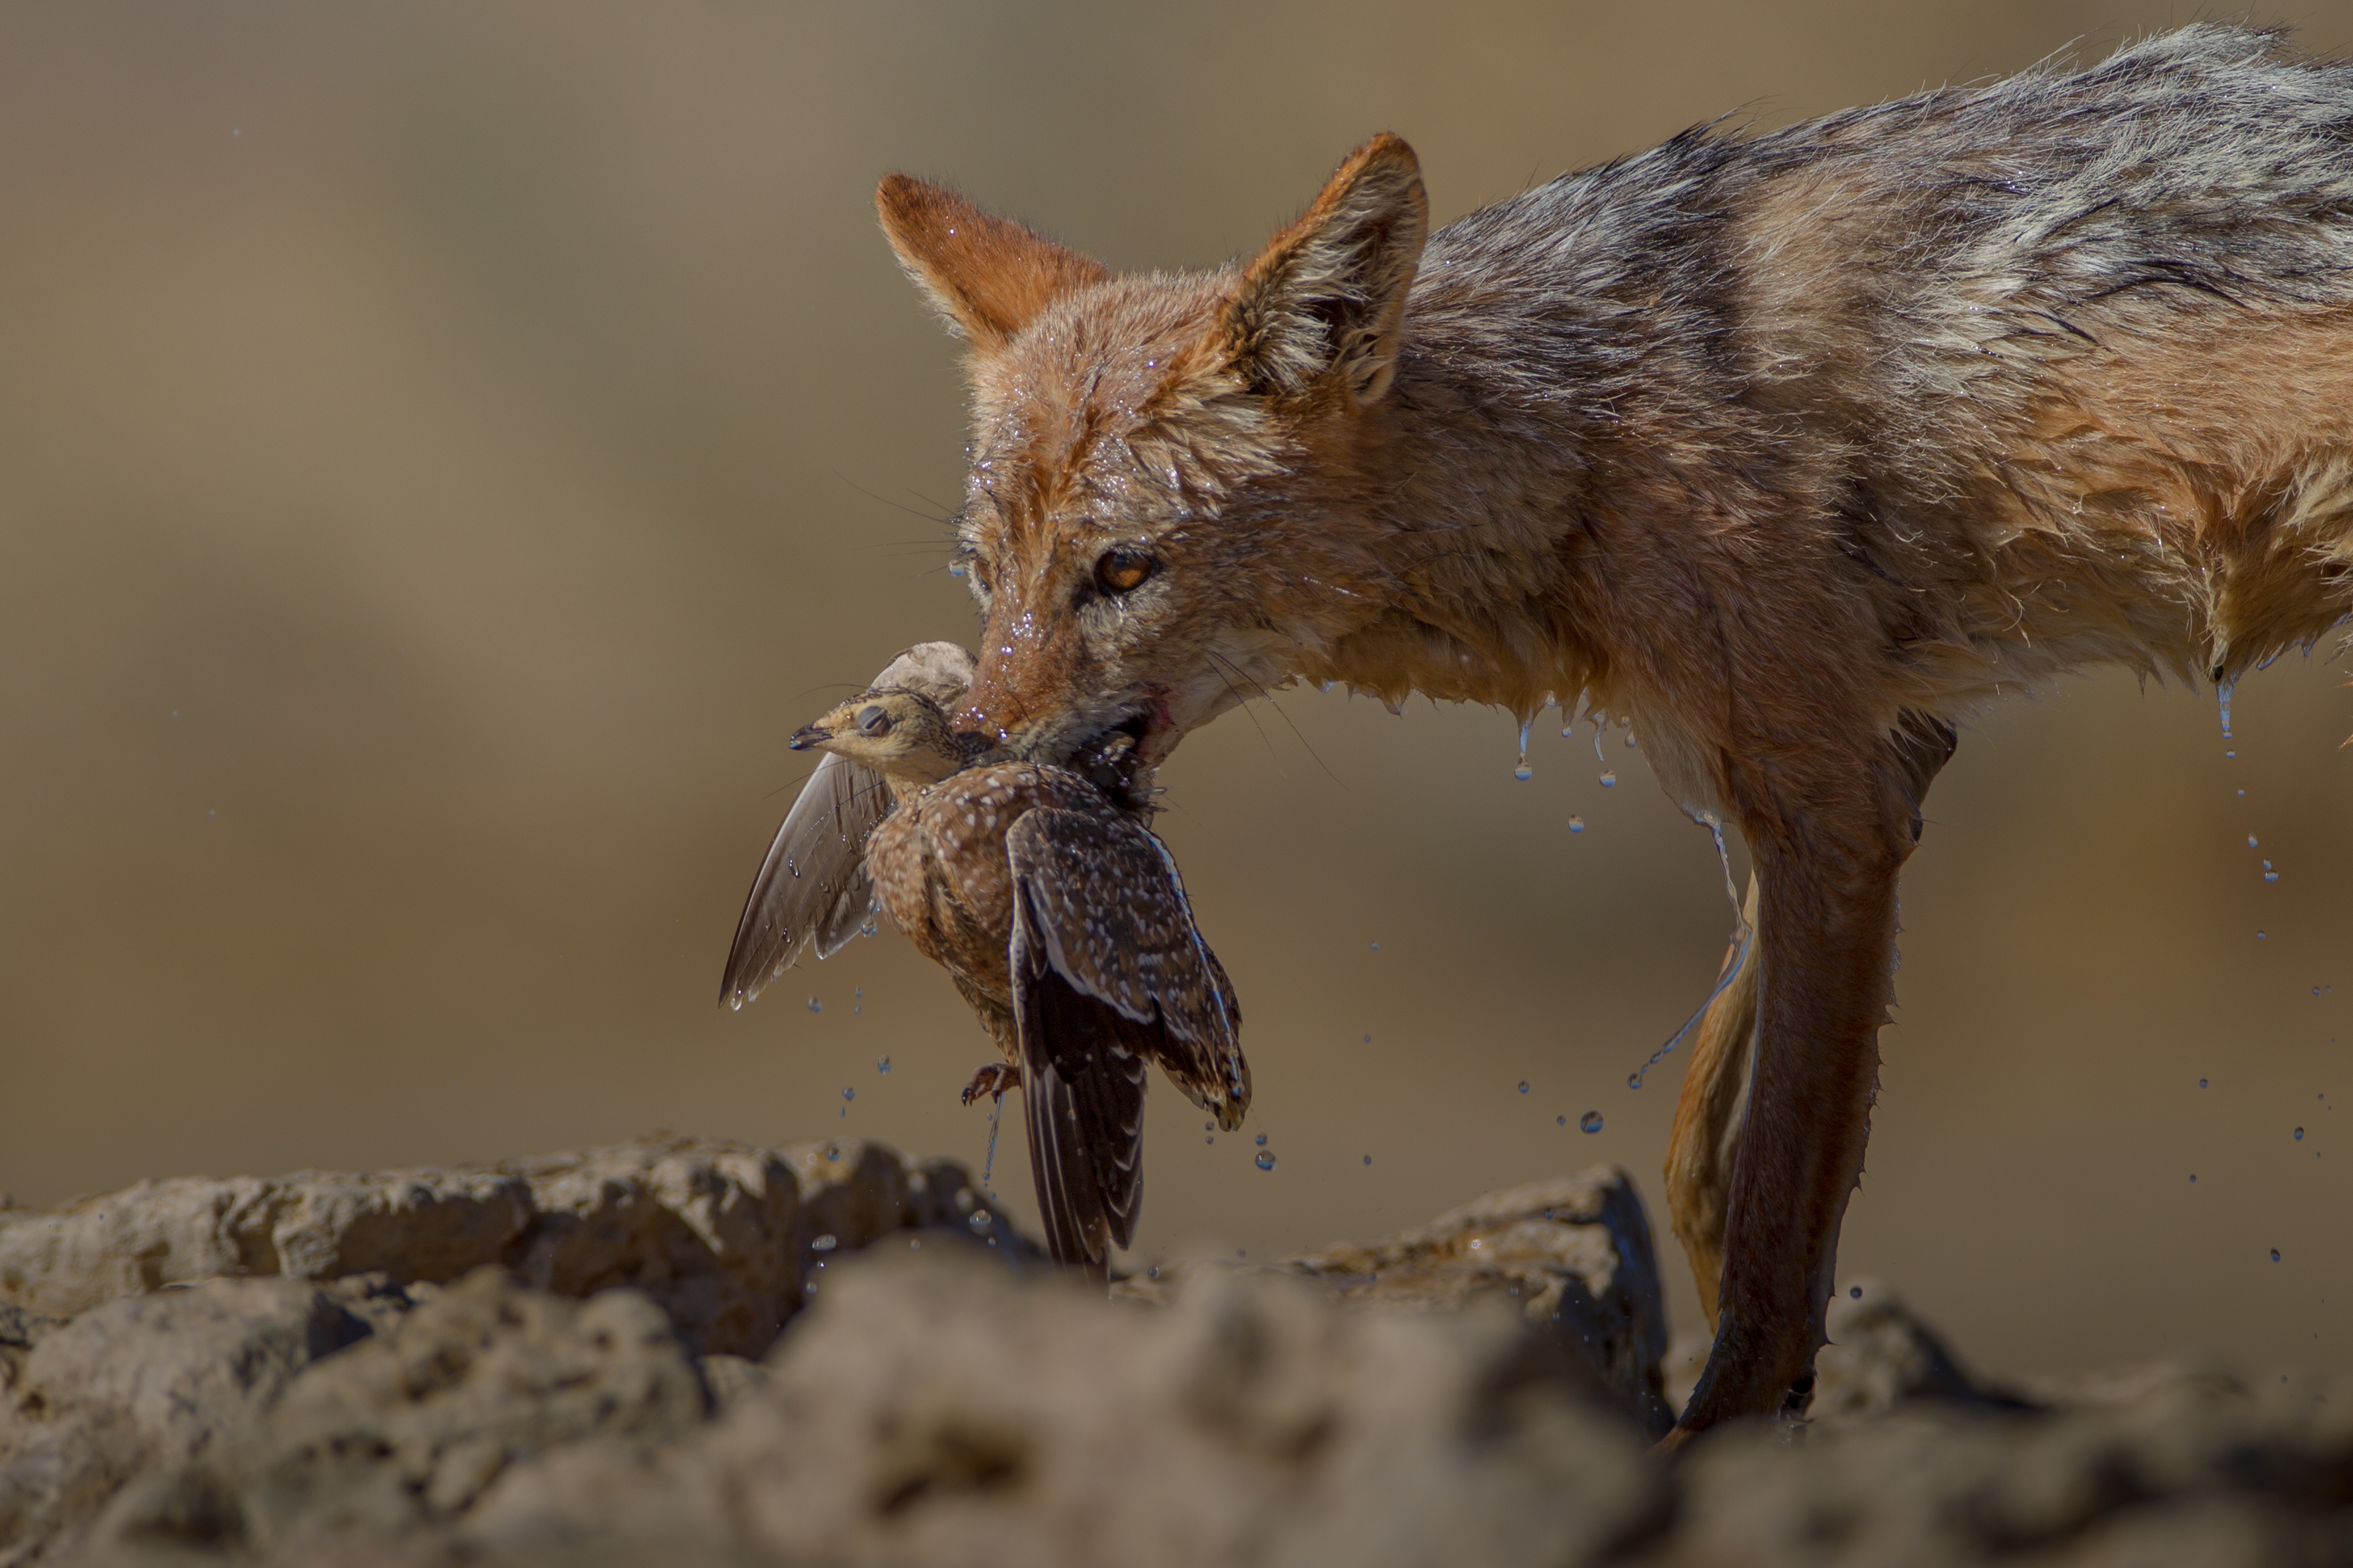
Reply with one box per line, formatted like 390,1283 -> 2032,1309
961,1063 -> 1020,1106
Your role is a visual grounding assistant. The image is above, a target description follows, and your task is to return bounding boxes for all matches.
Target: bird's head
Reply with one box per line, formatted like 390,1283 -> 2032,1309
790,688 -> 976,785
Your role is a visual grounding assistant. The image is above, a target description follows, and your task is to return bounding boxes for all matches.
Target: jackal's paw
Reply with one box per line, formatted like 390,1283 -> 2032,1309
960,1063 -> 1020,1105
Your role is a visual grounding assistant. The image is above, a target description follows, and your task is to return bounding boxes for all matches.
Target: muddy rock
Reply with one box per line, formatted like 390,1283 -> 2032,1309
1277,1169 -> 1673,1436
1643,1368 -> 2353,1567
93,1269 -> 710,1561
0,1138 -> 1006,1358
457,1237 -> 1668,1568
1,1279 -> 369,1565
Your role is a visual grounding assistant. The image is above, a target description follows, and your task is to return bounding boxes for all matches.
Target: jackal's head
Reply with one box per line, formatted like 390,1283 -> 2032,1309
876,136 -> 1428,797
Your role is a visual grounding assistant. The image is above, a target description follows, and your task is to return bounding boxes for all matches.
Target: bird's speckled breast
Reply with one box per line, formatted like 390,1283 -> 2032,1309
863,762 -> 1108,1007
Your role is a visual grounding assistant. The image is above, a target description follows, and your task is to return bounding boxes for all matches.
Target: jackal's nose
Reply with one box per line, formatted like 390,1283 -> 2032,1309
787,723 -> 831,750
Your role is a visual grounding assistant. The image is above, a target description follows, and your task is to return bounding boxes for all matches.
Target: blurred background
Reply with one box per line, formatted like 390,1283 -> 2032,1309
3,0 -> 2349,1384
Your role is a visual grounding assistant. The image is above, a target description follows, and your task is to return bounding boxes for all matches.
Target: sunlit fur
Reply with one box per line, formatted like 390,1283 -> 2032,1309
876,25 -> 2353,1438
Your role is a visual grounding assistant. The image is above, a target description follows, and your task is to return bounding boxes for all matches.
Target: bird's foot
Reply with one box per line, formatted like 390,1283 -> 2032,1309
960,1063 -> 1021,1106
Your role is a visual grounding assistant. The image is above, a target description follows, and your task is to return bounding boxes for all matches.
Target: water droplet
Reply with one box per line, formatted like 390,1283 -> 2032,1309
2238,789 -> 2246,797
811,1234 -> 837,1252
2265,871 -> 2280,884
1627,733 -> 1639,748
1557,1114 -> 1567,1127
949,563 -> 966,578
2226,750 -> 2237,759
2249,834 -> 2261,849
1513,762 -> 1533,782
968,1210 -> 991,1232
877,1056 -> 891,1073
2259,930 -> 2268,940
1255,1151 -> 1277,1172
1567,815 -> 1586,833
842,1087 -> 855,1102
1517,1080 -> 1530,1095
826,1146 -> 840,1163
1626,1073 -> 1643,1090
1370,941 -> 1380,952
1579,1110 -> 1604,1133
2295,1127 -> 2306,1141
1362,1154 -> 1372,1166
1849,1285 -> 1862,1299
807,997 -> 822,1013
1204,1121 -> 1214,1132
2272,1248 -> 2282,1262
2200,1078 -> 2210,1089
2190,1173 -> 2198,1182
1204,1135 -> 1214,1144
2219,679 -> 2235,740
1363,1034 -> 1373,1045
1255,1133 -> 1267,1147
1599,771 -> 1618,788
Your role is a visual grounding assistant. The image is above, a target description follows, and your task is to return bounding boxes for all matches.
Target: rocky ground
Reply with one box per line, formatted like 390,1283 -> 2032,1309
1,1137 -> 2346,1567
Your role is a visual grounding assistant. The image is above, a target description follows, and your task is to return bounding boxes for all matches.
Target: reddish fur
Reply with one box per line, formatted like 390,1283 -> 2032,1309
869,37 -> 2353,1439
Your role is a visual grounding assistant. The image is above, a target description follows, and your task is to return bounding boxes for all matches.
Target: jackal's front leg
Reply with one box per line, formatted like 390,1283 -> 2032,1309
1668,717 -> 1953,1442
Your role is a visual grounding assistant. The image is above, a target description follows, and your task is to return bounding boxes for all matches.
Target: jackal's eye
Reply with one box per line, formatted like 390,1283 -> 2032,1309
856,704 -> 892,736
1095,548 -> 1155,595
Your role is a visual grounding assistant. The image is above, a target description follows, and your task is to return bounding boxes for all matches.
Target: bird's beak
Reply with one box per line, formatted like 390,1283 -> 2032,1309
788,723 -> 832,751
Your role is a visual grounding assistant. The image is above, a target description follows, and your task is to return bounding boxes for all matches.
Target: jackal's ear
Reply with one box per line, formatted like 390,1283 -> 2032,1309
876,176 -> 1110,352
1219,134 -> 1427,404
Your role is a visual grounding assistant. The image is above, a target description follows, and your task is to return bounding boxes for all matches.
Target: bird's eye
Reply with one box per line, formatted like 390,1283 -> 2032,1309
1095,548 -> 1155,594
857,704 -> 892,736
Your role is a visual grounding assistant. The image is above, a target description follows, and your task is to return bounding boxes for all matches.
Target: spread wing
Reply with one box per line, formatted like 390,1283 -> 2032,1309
718,750 -> 890,1009
718,641 -> 976,1011
1006,808 -> 1248,1272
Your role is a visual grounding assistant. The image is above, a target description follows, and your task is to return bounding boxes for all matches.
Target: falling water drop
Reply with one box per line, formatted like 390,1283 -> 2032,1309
949,563 -> 966,578
1626,1072 -> 1643,1090
1557,1115 -> 1567,1127
1599,771 -> 1618,788
1255,1133 -> 1268,1147
1363,1155 -> 1372,1166
1567,815 -> 1586,833
2200,1078 -> 2210,1089
2249,834 -> 2261,849
2272,1248 -> 2282,1262
1517,1081 -> 1530,1095
1363,1034 -> 1373,1045
1579,1111 -> 1604,1134
1255,1151 -> 1278,1172
807,997 -> 822,1013
2295,1127 -> 2306,1141
842,1087 -> 855,1102
1514,718 -> 1533,781
2259,931 -> 2268,940
876,1056 -> 891,1074
2219,679 -> 2236,740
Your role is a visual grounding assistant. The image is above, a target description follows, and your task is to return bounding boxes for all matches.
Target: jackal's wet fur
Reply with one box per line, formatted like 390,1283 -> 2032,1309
874,26 -> 2353,1437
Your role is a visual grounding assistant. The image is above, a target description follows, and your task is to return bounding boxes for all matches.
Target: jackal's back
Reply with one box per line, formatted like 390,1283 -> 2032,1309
1408,24 -> 2353,706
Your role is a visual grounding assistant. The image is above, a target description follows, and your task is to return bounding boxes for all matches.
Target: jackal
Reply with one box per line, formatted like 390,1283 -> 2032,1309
867,25 -> 2353,1438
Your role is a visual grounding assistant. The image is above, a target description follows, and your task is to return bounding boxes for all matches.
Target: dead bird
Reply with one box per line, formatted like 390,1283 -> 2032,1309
788,685 -> 1248,1274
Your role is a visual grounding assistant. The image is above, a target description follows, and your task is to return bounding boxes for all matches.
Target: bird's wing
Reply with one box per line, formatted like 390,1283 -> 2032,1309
718,642 -> 977,1010
1008,809 -> 1249,1127
1010,864 -> 1151,1273
718,750 -> 890,1009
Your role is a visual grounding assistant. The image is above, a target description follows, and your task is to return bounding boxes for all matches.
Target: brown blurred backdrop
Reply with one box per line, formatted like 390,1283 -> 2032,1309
3,1 -> 2349,1383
